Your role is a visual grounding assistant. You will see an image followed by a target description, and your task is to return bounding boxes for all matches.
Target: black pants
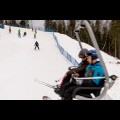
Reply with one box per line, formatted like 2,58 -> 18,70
35,46 -> 39,50
61,71 -> 85,86
61,74 -> 71,86
59,80 -> 99,100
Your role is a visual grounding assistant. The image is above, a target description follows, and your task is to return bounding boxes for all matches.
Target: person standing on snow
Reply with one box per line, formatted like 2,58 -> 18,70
34,41 -> 39,50
34,33 -> 36,38
35,29 -> 37,34
18,29 -> 21,37
23,32 -> 27,37
9,26 -> 11,33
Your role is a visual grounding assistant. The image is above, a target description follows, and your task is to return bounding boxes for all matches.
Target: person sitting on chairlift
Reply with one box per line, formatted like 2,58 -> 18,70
58,51 -> 105,100
54,48 -> 89,94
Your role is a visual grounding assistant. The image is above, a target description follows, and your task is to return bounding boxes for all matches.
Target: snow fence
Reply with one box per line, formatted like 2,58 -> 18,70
52,32 -> 79,66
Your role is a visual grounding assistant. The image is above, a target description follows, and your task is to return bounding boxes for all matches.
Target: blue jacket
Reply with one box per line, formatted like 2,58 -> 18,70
85,61 -> 104,85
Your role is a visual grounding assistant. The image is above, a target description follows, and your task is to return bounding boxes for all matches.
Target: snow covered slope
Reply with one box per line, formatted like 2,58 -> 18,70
0,26 -> 120,100
0,26 -> 72,100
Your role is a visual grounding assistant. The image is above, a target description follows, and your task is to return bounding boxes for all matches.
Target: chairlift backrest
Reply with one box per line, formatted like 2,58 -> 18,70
74,20 -> 110,100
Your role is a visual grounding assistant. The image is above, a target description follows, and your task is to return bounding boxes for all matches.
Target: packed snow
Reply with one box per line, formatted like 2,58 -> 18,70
0,25 -> 120,100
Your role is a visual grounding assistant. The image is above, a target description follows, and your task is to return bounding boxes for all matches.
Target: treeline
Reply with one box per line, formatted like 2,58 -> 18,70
44,20 -> 120,59
4,20 -> 29,28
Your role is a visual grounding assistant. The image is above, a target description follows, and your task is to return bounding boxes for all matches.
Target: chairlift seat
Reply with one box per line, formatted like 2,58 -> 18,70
72,78 -> 105,99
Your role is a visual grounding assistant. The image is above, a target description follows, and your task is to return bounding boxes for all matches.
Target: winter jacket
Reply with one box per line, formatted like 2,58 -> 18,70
67,60 -> 88,77
85,61 -> 104,85
35,42 -> 39,47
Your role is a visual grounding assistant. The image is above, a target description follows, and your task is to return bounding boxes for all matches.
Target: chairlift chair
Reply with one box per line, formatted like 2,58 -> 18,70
72,20 -> 117,100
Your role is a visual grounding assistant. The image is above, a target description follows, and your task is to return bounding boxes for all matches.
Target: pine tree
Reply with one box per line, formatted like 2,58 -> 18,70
19,20 -> 29,28
78,21 -> 93,46
101,25 -> 108,51
51,21 -> 57,31
94,20 -> 102,49
62,21 -> 66,34
109,20 -> 120,59
57,23 -> 62,33
44,20 -> 53,30
9,20 -> 16,26
5,20 -> 8,25
56,20 -> 66,34
67,20 -> 75,38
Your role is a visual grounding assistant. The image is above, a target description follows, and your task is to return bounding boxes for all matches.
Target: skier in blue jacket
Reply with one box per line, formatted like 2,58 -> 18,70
58,51 -> 105,100
84,52 -> 104,86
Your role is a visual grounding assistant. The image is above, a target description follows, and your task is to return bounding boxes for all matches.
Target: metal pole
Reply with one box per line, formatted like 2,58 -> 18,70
75,32 -> 83,49
74,20 -> 83,50
81,20 -> 110,100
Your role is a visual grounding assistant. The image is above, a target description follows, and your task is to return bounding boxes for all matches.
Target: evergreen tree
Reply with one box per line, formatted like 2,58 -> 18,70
51,21 -> 57,31
44,20 -> 53,30
79,28 -> 92,46
109,20 -> 120,58
5,20 -> 8,25
9,20 -> 16,26
94,20 -> 102,49
101,25 -> 108,51
56,20 -> 66,34
62,21 -> 66,34
19,20 -> 29,28
67,20 -> 75,38
107,31 -> 112,55
57,23 -> 62,33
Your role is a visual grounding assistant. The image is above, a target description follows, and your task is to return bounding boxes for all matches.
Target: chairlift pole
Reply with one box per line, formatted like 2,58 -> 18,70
75,32 -> 83,50
74,20 -> 83,50
81,20 -> 109,100
74,20 -> 110,100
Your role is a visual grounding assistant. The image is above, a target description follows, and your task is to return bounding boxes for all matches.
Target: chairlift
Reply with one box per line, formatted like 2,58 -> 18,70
72,20 -> 118,100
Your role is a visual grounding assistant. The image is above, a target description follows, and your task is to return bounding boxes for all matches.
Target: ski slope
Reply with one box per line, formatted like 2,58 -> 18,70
0,26 -> 72,100
0,25 -> 120,100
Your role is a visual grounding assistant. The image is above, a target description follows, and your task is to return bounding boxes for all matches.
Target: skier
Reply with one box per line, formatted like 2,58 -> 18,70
35,29 -> 37,34
34,33 -> 36,38
18,29 -> 21,37
58,51 -> 105,100
18,29 -> 20,33
23,32 -> 27,37
9,26 -> 11,33
54,48 -> 89,94
34,41 -> 39,50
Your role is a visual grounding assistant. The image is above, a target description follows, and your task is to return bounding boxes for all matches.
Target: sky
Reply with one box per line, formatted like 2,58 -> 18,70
0,25 -> 120,100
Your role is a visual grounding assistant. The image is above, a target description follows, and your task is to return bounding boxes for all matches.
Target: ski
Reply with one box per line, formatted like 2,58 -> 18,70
34,78 -> 61,89
42,96 -> 52,100
34,79 -> 55,89
42,96 -> 62,100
